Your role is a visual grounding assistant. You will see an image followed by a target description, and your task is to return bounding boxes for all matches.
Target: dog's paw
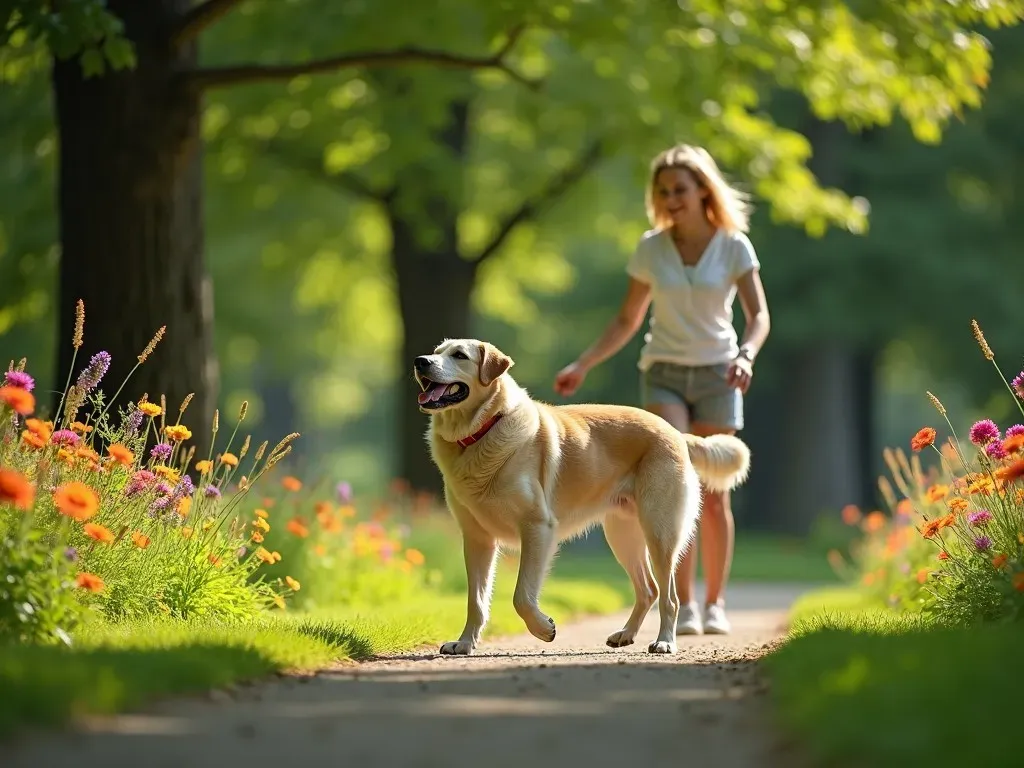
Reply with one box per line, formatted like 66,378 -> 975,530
527,615 -> 556,643
647,639 -> 677,654
439,640 -> 474,655
606,629 -> 635,648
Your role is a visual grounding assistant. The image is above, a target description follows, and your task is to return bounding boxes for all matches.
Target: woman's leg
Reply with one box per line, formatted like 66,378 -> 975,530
689,422 -> 736,618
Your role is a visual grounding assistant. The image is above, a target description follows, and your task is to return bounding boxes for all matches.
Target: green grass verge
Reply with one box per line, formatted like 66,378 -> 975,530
0,552 -> 628,740
764,586 -> 1023,768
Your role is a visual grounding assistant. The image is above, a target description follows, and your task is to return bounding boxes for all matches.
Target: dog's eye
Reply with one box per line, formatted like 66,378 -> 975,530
452,351 -> 469,360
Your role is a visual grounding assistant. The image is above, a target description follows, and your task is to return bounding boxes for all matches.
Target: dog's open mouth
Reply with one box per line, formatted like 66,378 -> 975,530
417,378 -> 469,409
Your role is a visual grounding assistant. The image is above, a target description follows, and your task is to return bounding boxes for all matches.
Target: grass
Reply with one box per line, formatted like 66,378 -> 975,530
764,585 -> 1024,768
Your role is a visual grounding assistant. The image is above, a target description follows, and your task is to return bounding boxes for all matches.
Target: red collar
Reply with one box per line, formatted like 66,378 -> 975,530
457,413 -> 503,449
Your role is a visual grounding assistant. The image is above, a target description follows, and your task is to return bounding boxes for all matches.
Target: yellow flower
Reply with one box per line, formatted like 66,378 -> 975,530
272,551 -> 282,563
285,576 -> 301,591
131,531 -> 150,549
177,497 -> 192,517
195,460 -> 213,473
405,548 -> 426,566
139,402 -> 163,417
254,508 -> 269,519
181,526 -> 193,539
250,531 -> 264,543
164,424 -> 192,442
70,421 -> 93,435
273,595 -> 286,610
252,517 -> 270,533
154,465 -> 180,484
255,547 -> 275,564
219,452 -> 239,467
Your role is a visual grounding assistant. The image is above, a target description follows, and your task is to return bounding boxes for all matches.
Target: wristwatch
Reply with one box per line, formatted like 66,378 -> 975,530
736,346 -> 755,363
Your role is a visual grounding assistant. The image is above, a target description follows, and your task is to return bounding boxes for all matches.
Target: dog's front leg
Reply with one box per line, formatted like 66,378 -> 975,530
513,518 -> 559,642
439,532 -> 498,656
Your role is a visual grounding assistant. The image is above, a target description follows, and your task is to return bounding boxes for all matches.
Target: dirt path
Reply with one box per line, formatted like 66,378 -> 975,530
7,583 -> 812,768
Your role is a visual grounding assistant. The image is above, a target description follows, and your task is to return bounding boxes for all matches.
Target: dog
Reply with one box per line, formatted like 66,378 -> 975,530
414,338 -> 751,655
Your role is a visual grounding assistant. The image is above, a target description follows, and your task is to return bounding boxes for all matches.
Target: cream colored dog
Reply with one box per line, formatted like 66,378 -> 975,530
414,338 -> 751,655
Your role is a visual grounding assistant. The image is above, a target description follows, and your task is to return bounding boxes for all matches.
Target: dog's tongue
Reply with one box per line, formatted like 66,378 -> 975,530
417,383 -> 449,405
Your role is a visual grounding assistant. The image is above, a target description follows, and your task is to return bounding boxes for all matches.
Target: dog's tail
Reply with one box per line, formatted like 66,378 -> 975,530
683,433 -> 751,493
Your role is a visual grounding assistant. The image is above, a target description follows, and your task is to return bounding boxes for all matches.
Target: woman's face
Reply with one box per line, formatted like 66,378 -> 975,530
654,167 -> 707,227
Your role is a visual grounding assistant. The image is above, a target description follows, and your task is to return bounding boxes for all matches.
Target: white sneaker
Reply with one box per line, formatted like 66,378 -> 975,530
676,600 -> 703,635
703,602 -> 731,635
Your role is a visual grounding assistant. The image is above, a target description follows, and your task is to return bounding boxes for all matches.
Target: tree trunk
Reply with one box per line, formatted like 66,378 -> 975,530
51,0 -> 218,459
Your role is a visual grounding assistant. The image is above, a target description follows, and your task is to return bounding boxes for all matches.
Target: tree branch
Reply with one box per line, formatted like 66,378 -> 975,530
258,138 -> 388,201
172,0 -> 247,47
473,138 -> 605,266
184,25 -> 539,92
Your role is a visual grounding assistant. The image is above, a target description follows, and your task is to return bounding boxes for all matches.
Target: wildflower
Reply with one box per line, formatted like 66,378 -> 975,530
938,551 -> 949,561
20,430 -> 45,450
286,517 -> 309,538
339,505 -> 357,519
153,466 -> 180,484
314,544 -> 326,557
236,546 -> 247,559
841,504 -> 861,525
405,548 -> 426,566
3,370 -> 34,391
150,442 -> 172,461
285,576 -> 301,591
282,476 -> 302,492
107,444 -> 134,467
0,468 -> 35,509
53,481 -> 100,521
255,547 -> 275,564
125,406 -> 144,435
938,513 -> 957,529
208,554 -> 222,567
0,385 -> 35,415
139,401 -> 163,417
195,460 -> 213,473
997,459 -> 1024,484
50,429 -> 80,447
969,419 -> 1000,446
910,427 -> 936,452
926,484 -> 949,503
181,527 -> 193,539
986,441 -> 1009,461
916,568 -> 929,584
164,424 -> 192,442
1003,434 -> 1024,455
920,519 -> 942,539
968,509 -> 993,526
71,421 -> 93,435
131,531 -> 151,549
219,452 -> 239,467
75,572 -> 105,593
83,523 -> 115,544
24,418 -> 51,439
863,511 -> 887,533
273,596 -> 286,610
64,546 -> 78,562
75,351 -> 111,393
251,531 -> 264,543
974,535 -> 993,552
203,484 -> 221,499
254,508 -> 269,519
1013,572 -> 1024,592
1012,371 -> 1024,400
272,551 -> 281,562
252,517 -> 270,533
336,481 -> 353,502
992,553 -> 1008,569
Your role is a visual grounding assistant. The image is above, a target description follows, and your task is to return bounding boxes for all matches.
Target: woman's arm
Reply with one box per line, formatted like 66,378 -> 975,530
735,268 -> 770,361
577,278 -> 652,371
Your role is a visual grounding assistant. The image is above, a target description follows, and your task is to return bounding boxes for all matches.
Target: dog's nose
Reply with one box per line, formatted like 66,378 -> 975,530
414,356 -> 432,372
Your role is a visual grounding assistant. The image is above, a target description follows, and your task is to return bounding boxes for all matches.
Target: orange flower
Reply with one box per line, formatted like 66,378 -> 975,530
916,568 -> 929,584
107,443 -> 134,467
285,576 -> 301,591
314,544 -> 327,557
219,452 -> 238,467
318,512 -> 342,533
21,430 -> 47,450
83,523 -> 114,544
0,468 -> 35,510
992,553 -> 1008,569
920,519 -> 942,539
1013,572 -> 1024,592
71,421 -> 93,435
254,508 -> 269,519
338,505 -> 357,519
53,481 -> 100,521
926,484 -> 950,503
863,511 -> 887,533
286,517 -> 309,538
24,418 -> 51,437
195,459 -> 213,473
1004,434 -> 1024,454
841,504 -> 861,525
996,459 -> 1024,485
938,551 -> 949,561
938,513 -> 957,529
255,547 -> 275,564
911,427 -> 936,452
948,497 -> 969,514
405,548 -> 425,566
131,531 -> 151,549
75,572 -> 105,593
208,554 -> 222,567
251,530 -> 265,544
281,476 -> 302,492
0,385 -> 35,415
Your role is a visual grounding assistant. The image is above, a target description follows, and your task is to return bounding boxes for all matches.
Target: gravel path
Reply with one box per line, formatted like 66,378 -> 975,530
7,582 -> 813,768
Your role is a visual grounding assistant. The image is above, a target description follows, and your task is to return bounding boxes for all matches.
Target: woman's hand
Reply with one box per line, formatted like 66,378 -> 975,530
553,361 -> 589,397
726,354 -> 754,393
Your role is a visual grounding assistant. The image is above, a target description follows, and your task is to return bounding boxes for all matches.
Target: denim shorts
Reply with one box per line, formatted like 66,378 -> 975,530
640,361 -> 743,431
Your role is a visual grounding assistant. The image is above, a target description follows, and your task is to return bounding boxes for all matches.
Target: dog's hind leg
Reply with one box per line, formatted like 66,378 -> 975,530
603,509 -> 657,648
513,517 -> 560,643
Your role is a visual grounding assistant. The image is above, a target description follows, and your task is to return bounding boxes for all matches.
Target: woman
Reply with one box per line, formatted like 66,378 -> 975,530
553,144 -> 770,635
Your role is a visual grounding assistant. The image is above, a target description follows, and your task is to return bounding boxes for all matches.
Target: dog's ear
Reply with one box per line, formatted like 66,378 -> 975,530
478,342 -> 513,386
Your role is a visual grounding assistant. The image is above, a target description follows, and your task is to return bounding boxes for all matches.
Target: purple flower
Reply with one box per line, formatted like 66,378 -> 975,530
51,429 -> 79,447
970,419 -> 1000,446
1013,370 -> 1024,399
154,481 -> 172,496
125,405 -> 144,436
974,535 -> 993,552
150,496 -> 171,511
204,484 -> 221,499
236,546 -> 247,559
63,546 -> 78,563
1007,424 -> 1024,439
986,441 -> 1008,460
336,481 -> 353,503
176,476 -> 195,498
150,442 -> 172,461
75,351 -> 111,393
967,509 -> 993,526
3,371 -> 34,391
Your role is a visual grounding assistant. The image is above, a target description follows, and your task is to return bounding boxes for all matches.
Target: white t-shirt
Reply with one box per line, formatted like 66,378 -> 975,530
626,227 -> 760,371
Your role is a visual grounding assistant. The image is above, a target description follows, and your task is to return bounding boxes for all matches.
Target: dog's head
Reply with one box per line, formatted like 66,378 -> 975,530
413,339 -> 514,416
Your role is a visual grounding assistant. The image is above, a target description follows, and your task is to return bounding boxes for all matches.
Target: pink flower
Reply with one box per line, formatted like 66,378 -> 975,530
986,441 -> 1008,460
50,429 -> 80,447
1006,424 -> 1024,439
969,419 -> 1000,446
1013,371 -> 1024,399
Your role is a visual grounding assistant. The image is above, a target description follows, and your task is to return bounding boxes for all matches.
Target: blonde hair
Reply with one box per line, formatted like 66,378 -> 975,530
644,144 -> 752,234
